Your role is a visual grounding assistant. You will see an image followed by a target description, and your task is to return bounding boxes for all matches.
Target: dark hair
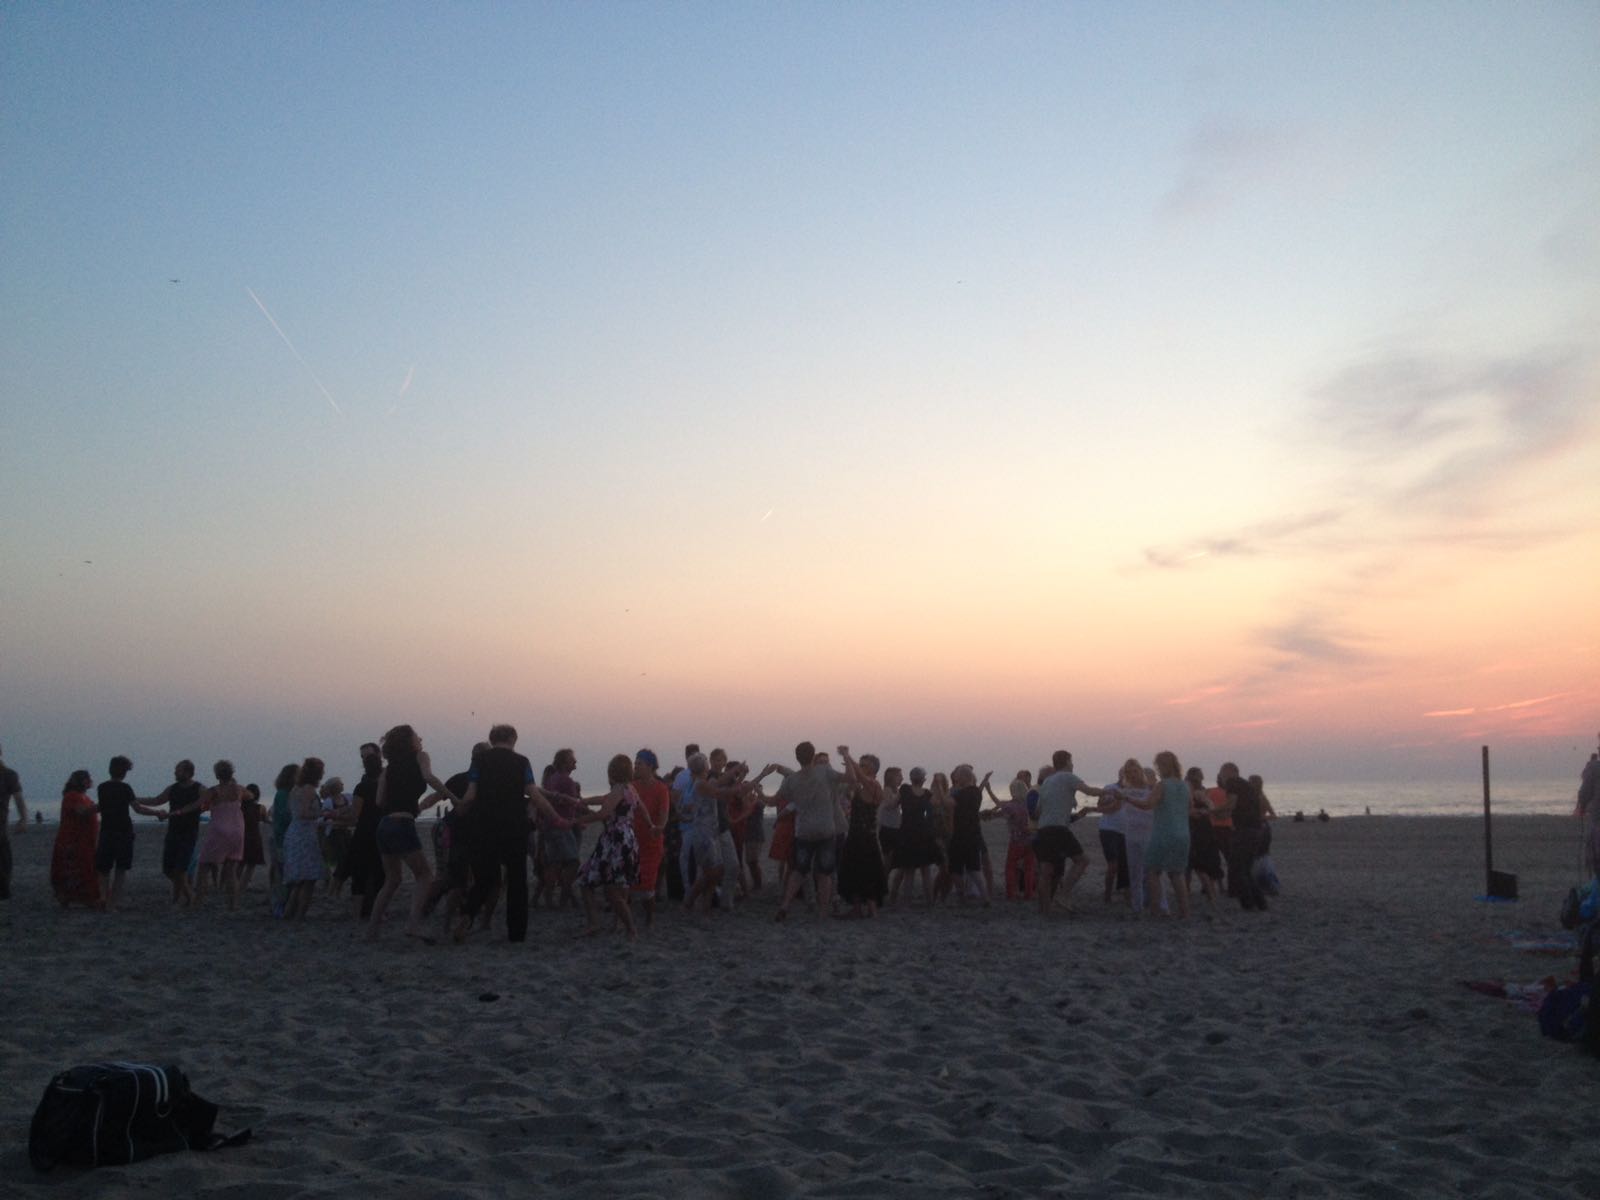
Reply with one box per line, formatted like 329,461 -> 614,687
297,757 -> 325,788
1051,749 -> 1073,770
471,741 -> 491,765
360,743 -> 383,774
684,743 -> 700,758
554,748 -> 576,772
64,769 -> 92,795
795,741 -> 816,766
382,725 -> 417,762
709,747 -> 727,762
213,759 -> 235,783
175,759 -> 195,781
274,763 -> 299,790
488,724 -> 517,745
607,754 -> 633,785
108,755 -> 133,779
245,783 -> 261,799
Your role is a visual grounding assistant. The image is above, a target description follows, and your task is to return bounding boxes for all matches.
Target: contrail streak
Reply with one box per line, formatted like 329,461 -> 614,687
246,287 -> 342,416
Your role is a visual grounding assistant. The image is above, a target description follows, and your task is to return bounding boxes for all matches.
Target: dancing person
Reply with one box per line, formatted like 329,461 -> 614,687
929,771 -> 954,901
367,725 -> 452,941
51,769 -> 101,908
194,760 -> 249,910
1207,770 -> 1235,897
281,757 -> 327,920
575,753 -> 642,940
1123,751 -> 1191,918
944,765 -> 992,905
1184,767 -> 1222,908
239,783 -> 266,892
1214,763 -> 1268,911
679,753 -> 739,914
740,773 -> 767,895
319,776 -> 352,889
671,743 -> 700,897
630,750 -> 670,925
148,759 -> 204,906
890,767 -> 940,906
1034,751 -> 1105,916
773,742 -> 851,922
455,725 -> 567,943
336,743 -> 385,920
267,761 -> 297,913
95,755 -> 154,911
538,748 -> 583,911
1580,750 -> 1600,886
877,766 -> 904,874
1002,777 -> 1037,902
0,743 -> 25,901
836,748 -> 888,918
765,765 -> 797,892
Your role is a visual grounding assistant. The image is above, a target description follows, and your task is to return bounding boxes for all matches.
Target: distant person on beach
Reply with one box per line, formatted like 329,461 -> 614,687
773,742 -> 847,922
538,749 -> 583,911
1184,767 -> 1222,908
196,760 -> 249,910
335,743 -> 385,920
239,783 -> 266,892
1122,751 -> 1191,919
147,759 -> 204,906
574,753 -> 642,940
1213,763 -> 1268,911
0,743 -> 26,901
95,755 -> 157,911
455,725 -> 569,943
268,761 -> 298,909
1099,759 -> 1155,914
889,767 -> 939,905
1002,777 -> 1037,901
51,769 -> 101,908
877,766 -> 904,874
281,757 -> 328,919
367,724 -> 453,942
944,765 -> 994,905
836,749 -> 888,917
1034,751 -> 1105,916
630,750 -> 670,925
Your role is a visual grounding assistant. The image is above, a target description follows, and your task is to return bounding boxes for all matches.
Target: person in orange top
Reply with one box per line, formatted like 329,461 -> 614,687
630,749 -> 670,926
51,769 -> 102,909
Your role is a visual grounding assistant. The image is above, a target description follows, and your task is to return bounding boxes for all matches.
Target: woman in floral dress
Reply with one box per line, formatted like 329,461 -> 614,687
576,754 -> 641,940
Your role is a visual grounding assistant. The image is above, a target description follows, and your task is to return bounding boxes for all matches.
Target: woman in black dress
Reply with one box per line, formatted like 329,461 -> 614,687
835,748 -> 887,917
1185,766 -> 1222,907
889,768 -> 939,906
944,765 -> 994,905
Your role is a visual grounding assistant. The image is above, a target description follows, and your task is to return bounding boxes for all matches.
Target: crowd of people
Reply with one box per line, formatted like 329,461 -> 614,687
0,730 -> 1285,938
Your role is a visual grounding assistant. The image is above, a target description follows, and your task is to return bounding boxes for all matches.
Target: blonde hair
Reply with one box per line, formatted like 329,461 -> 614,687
1120,758 -> 1144,787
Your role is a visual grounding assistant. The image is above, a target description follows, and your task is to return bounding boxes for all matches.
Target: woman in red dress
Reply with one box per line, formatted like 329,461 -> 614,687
51,769 -> 102,909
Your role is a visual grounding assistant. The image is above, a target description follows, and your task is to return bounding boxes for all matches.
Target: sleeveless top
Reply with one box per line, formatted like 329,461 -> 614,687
950,785 -> 983,845
384,754 -> 426,817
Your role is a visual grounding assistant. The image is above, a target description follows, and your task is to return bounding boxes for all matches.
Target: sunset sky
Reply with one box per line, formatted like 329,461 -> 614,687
2,4 -> 1596,796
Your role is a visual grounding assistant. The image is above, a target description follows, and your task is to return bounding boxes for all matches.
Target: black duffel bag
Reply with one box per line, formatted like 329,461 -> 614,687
29,1061 -> 250,1170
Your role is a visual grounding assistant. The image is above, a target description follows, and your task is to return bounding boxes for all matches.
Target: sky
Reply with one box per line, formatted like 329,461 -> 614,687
2,3 -> 1597,800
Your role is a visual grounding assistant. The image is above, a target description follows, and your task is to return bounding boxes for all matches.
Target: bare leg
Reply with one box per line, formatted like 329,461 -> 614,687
607,886 -> 637,939
222,861 -> 239,911
404,850 -> 434,937
366,853 -> 405,937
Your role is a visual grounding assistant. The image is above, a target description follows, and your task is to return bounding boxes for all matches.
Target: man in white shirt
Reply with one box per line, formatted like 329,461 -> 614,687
1033,749 -> 1104,916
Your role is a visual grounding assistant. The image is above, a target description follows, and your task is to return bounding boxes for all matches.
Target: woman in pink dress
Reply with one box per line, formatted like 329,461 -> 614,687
196,760 -> 247,910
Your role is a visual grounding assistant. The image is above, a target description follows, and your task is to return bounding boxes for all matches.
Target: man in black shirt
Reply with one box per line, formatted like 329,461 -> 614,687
455,724 -> 569,943
95,755 -> 157,910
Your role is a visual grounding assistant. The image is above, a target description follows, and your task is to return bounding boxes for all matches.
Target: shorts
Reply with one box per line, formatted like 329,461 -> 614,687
1034,826 -> 1083,869
376,815 -> 423,857
162,826 -> 199,876
96,829 -> 135,874
792,836 -> 838,877
542,827 -> 579,865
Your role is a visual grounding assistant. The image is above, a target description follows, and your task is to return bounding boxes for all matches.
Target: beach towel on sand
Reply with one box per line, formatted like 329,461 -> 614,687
29,1062 -> 250,1170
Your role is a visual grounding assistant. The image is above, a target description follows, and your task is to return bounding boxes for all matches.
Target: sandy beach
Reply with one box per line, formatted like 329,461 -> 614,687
2,813 -> 1598,1197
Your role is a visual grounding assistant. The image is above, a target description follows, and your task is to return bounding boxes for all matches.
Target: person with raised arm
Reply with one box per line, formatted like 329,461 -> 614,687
889,767 -> 939,906
194,760 -> 250,911
1034,750 -> 1106,916
836,747 -> 888,918
773,741 -> 852,923
1119,751 -> 1191,919
94,755 -> 161,911
366,724 -> 453,942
